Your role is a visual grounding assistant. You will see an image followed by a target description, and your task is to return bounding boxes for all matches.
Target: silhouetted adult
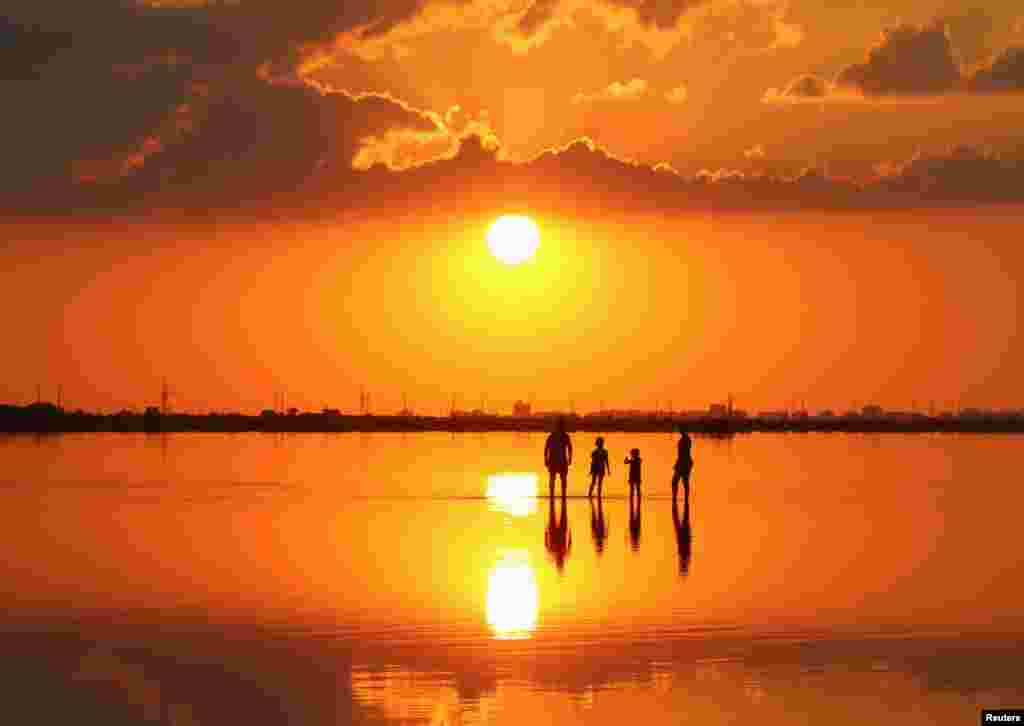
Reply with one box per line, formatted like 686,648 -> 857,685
671,425 -> 693,503
628,491 -> 642,552
672,495 -> 692,576
545,492 -> 572,572
544,417 -> 573,498
590,496 -> 608,556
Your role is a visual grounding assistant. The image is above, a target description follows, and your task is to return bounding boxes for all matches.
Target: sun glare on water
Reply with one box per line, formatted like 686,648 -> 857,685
486,552 -> 539,639
486,215 -> 540,265
486,473 -> 539,517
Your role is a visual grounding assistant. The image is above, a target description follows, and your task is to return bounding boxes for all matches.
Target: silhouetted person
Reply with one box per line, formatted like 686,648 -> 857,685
624,448 -> 642,498
544,491 -> 572,572
588,436 -> 611,498
589,495 -> 608,556
672,495 -> 692,576
672,425 -> 693,504
544,416 -> 573,498
628,490 -> 641,552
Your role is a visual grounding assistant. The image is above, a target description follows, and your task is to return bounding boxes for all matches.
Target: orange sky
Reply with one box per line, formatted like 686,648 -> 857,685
3,2 -> 1024,412
3,208 -> 1021,414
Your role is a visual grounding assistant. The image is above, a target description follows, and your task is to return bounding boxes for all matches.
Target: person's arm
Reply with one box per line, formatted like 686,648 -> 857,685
544,437 -> 551,466
566,436 -> 573,465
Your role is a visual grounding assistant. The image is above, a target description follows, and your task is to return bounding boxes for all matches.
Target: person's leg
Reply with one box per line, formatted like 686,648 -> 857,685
588,473 -> 596,498
560,469 -> 568,499
549,468 -> 556,498
597,473 -> 603,498
671,470 -> 680,501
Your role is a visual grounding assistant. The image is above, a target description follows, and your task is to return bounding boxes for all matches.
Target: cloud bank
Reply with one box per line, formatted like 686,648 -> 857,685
767,21 -> 1024,103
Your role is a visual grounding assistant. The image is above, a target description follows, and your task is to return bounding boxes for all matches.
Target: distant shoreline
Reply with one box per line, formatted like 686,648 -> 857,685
3,404 -> 1024,434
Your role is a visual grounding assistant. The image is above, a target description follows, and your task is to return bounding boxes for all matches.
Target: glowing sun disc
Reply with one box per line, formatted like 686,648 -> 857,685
486,215 -> 540,265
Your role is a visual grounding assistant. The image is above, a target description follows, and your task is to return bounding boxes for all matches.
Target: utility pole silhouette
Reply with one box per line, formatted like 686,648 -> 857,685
161,379 -> 170,415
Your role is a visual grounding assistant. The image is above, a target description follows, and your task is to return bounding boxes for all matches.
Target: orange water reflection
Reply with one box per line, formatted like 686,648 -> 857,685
2,433 -> 1024,725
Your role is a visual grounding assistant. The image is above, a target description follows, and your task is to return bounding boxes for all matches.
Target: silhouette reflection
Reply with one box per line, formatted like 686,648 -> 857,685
589,496 -> 608,556
629,492 -> 642,552
544,493 -> 572,572
672,496 -> 692,576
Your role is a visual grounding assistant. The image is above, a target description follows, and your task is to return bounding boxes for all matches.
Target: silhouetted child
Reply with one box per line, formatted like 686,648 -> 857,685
625,448 -> 642,497
588,436 -> 611,498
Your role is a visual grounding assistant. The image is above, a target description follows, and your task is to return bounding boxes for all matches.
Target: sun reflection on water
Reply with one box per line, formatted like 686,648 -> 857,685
485,473 -> 538,517
486,552 -> 539,640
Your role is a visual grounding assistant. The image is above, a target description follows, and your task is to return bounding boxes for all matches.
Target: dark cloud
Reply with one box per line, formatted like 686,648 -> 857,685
875,145 -> 1024,202
0,15 -> 73,81
763,74 -> 831,103
73,77 -> 449,208
4,2 -> 1024,218
15,123 -> 1024,218
835,22 -> 961,96
772,18 -> 1024,102
0,0 -> 462,203
609,0 -> 709,30
969,46 -> 1024,93
518,0 -> 561,36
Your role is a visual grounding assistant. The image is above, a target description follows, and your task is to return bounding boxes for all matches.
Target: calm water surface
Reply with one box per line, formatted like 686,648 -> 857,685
1,432 -> 1022,724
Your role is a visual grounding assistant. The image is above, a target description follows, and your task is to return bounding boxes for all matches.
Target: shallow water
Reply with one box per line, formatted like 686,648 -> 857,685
1,432 -> 1022,725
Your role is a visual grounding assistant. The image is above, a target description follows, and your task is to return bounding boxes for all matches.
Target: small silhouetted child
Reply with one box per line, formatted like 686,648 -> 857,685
625,448 -> 642,497
588,436 -> 611,498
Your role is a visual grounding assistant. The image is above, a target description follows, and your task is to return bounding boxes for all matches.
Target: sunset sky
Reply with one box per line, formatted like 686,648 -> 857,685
2,0 -> 1023,413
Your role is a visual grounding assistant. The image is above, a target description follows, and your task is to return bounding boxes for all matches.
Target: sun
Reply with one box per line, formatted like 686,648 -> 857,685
486,215 -> 540,265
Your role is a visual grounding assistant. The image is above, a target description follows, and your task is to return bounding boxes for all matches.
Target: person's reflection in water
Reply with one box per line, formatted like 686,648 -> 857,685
672,495 -> 692,576
589,496 -> 608,556
629,490 -> 642,552
545,492 -> 572,572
